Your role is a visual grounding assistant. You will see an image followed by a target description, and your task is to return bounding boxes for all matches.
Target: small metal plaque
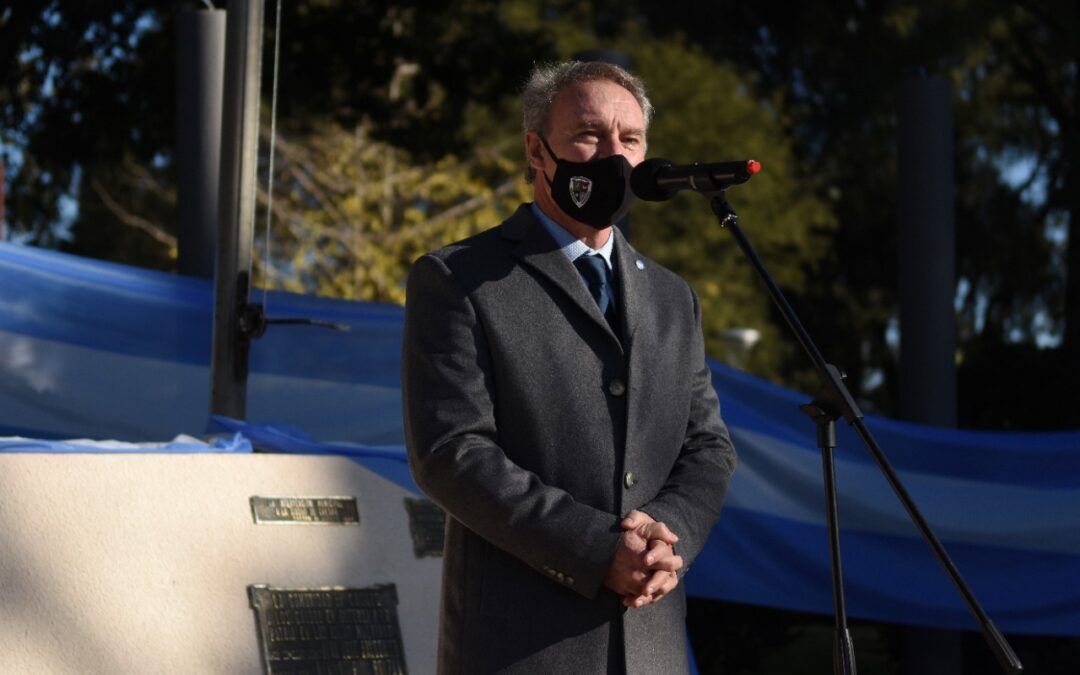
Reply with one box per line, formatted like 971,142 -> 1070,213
250,496 -> 360,525
404,498 -> 445,558
249,584 -> 407,674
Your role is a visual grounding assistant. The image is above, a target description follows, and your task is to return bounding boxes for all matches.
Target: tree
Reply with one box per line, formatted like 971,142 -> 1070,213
0,1 -> 177,266
253,118 -> 529,304
622,34 -> 837,387
0,1 -> 551,267
951,0 -> 1079,427
633,0 -> 1078,427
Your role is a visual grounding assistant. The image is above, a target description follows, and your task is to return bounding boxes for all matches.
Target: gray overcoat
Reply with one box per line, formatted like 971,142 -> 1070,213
402,204 -> 737,674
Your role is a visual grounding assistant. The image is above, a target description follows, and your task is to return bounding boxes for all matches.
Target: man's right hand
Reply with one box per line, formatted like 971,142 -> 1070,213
602,512 -> 681,601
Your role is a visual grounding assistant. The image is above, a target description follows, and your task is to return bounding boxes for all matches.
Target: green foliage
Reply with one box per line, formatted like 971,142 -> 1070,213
269,0 -> 553,160
1,0 -> 550,263
621,36 -> 837,388
254,119 -> 529,304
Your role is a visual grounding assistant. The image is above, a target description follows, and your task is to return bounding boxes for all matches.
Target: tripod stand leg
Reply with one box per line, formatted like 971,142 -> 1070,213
803,403 -> 857,675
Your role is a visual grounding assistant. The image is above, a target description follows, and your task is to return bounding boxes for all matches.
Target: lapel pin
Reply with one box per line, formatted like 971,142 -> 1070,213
636,259 -> 645,270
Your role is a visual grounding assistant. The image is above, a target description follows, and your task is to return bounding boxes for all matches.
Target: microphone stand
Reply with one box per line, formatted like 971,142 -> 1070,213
707,192 -> 1023,675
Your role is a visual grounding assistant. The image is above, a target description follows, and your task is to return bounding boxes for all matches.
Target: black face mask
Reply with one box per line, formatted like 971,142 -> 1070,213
540,136 -> 635,230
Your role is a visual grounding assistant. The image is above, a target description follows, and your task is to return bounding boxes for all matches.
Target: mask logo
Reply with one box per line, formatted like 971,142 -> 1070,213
569,176 -> 593,208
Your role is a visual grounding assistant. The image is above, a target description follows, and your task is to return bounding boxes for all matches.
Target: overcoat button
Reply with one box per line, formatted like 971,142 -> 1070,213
608,379 -> 626,397
624,471 -> 637,488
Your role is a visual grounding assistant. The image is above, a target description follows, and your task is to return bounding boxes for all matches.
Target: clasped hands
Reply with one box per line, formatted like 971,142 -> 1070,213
603,509 -> 683,609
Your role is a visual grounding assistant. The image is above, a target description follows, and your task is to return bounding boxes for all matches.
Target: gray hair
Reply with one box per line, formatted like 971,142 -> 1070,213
521,60 -> 654,183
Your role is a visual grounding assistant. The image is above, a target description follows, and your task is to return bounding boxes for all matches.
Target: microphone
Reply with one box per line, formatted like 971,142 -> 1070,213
630,158 -> 762,201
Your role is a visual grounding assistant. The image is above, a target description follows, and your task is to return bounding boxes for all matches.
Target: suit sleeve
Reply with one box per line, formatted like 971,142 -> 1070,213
637,282 -> 737,569
402,254 -> 622,599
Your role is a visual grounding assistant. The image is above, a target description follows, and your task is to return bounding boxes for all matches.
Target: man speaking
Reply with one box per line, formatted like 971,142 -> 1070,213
402,60 -> 737,674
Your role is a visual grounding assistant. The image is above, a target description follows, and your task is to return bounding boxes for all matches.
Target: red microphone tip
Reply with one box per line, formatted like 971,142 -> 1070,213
746,160 -> 762,175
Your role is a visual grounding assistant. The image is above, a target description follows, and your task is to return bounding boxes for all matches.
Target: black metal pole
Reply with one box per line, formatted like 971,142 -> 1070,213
708,194 -> 1022,675
210,0 -> 264,418
898,75 -> 957,428
897,73 -> 962,675
176,7 -> 226,279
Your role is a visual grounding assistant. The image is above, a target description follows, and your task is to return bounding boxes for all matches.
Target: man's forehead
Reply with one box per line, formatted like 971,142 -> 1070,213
551,80 -> 645,124
558,79 -> 638,105
571,115 -> 646,134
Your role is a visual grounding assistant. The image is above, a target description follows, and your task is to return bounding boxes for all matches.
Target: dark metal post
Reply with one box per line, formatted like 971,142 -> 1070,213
210,0 -> 264,418
897,75 -> 957,427
897,74 -> 962,675
176,7 -> 226,278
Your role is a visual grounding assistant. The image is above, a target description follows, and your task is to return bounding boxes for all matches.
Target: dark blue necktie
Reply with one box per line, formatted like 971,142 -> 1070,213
573,253 -> 617,329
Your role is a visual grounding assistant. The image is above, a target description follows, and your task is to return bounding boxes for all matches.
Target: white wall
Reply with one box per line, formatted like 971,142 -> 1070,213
0,453 -> 440,674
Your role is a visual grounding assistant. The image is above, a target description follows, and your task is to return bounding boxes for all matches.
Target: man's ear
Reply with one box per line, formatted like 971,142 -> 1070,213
525,132 -> 547,176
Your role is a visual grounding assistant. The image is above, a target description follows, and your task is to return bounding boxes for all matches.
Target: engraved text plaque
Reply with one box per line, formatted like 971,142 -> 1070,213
250,496 -> 360,525
249,584 -> 407,674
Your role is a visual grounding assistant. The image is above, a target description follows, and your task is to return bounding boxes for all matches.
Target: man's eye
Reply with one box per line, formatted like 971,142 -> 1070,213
623,137 -> 642,147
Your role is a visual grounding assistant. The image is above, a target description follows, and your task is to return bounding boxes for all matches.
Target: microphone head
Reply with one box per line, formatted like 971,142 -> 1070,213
630,158 -> 678,201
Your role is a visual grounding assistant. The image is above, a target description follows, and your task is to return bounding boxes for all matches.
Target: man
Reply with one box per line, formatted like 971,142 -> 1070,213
402,61 -> 737,674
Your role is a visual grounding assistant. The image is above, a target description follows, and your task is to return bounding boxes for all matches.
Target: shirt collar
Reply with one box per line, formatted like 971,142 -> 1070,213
531,203 -> 615,269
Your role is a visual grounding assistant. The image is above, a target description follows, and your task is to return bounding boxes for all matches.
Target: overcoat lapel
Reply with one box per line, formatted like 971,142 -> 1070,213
503,207 -> 623,346
612,229 -> 649,348
613,229 -> 658,460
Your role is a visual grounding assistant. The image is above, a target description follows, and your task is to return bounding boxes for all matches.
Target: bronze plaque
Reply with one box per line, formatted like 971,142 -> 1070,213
404,498 -> 444,558
249,584 -> 407,674
250,496 -> 360,525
